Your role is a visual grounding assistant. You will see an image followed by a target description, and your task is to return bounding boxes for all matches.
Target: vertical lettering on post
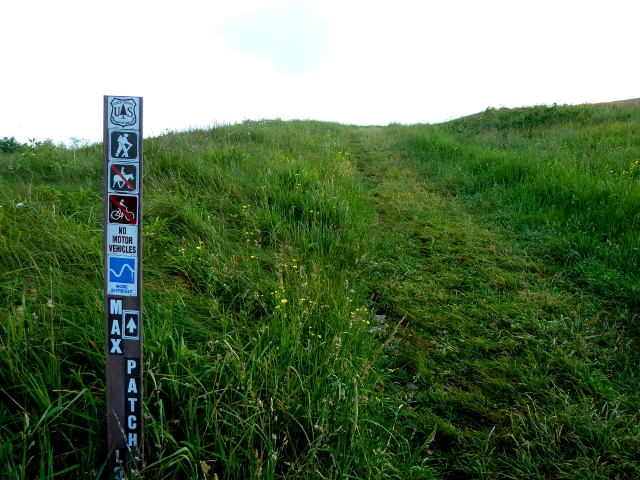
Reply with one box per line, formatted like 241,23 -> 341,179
125,358 -> 141,451
108,299 -> 123,355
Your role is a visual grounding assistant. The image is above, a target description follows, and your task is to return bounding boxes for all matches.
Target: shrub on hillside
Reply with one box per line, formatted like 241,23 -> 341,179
0,136 -> 22,153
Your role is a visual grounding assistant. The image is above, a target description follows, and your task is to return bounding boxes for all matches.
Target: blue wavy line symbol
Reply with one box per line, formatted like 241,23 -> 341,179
109,258 -> 136,283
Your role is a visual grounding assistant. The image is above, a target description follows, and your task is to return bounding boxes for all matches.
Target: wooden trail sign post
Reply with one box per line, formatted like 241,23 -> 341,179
103,95 -> 144,477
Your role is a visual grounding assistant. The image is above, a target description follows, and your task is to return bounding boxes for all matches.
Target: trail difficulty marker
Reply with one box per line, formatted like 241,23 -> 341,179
104,95 -> 143,477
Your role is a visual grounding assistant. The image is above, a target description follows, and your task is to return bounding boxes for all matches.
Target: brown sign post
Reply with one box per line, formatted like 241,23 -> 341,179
103,96 -> 144,477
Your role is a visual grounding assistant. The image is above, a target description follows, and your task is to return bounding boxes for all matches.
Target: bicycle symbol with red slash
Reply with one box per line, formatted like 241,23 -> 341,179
108,195 -> 138,225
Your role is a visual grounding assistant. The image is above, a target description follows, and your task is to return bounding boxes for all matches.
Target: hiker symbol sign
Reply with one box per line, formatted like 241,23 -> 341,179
109,130 -> 139,161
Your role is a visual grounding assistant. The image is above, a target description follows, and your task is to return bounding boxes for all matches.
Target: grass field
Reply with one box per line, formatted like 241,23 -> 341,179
1,102 -> 639,478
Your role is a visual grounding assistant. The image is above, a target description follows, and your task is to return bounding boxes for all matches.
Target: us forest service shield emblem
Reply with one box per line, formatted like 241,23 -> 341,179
110,97 -> 137,127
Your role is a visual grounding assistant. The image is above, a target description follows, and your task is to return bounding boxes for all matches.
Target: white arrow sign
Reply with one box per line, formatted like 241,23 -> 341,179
122,310 -> 140,340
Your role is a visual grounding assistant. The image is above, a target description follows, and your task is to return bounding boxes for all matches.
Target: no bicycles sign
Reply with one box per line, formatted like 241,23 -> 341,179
103,95 -> 143,477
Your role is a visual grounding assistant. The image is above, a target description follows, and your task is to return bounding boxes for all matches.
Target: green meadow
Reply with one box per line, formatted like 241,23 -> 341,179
1,102 -> 639,478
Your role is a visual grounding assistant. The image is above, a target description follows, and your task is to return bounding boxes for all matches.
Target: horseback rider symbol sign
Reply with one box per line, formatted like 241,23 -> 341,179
109,130 -> 139,162
109,163 -> 139,194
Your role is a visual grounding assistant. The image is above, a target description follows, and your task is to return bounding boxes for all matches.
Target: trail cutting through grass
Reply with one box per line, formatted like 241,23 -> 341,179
1,106 -> 640,479
349,126 -> 640,478
0,122 -> 428,479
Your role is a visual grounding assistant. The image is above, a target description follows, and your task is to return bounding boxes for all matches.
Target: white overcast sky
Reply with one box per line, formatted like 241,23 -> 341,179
1,0 -> 637,145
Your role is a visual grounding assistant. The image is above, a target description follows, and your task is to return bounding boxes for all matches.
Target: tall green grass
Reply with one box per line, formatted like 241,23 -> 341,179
350,123 -> 640,478
0,121 -> 428,479
389,103 -> 640,305
3,102 -> 640,479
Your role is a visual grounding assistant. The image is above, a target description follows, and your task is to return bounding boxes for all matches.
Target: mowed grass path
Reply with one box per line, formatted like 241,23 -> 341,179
0,123 -> 427,479
349,126 -> 640,479
2,109 -> 639,479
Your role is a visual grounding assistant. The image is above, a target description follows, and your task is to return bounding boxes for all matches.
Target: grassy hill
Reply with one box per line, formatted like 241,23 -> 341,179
608,98 -> 640,106
1,103 -> 639,478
